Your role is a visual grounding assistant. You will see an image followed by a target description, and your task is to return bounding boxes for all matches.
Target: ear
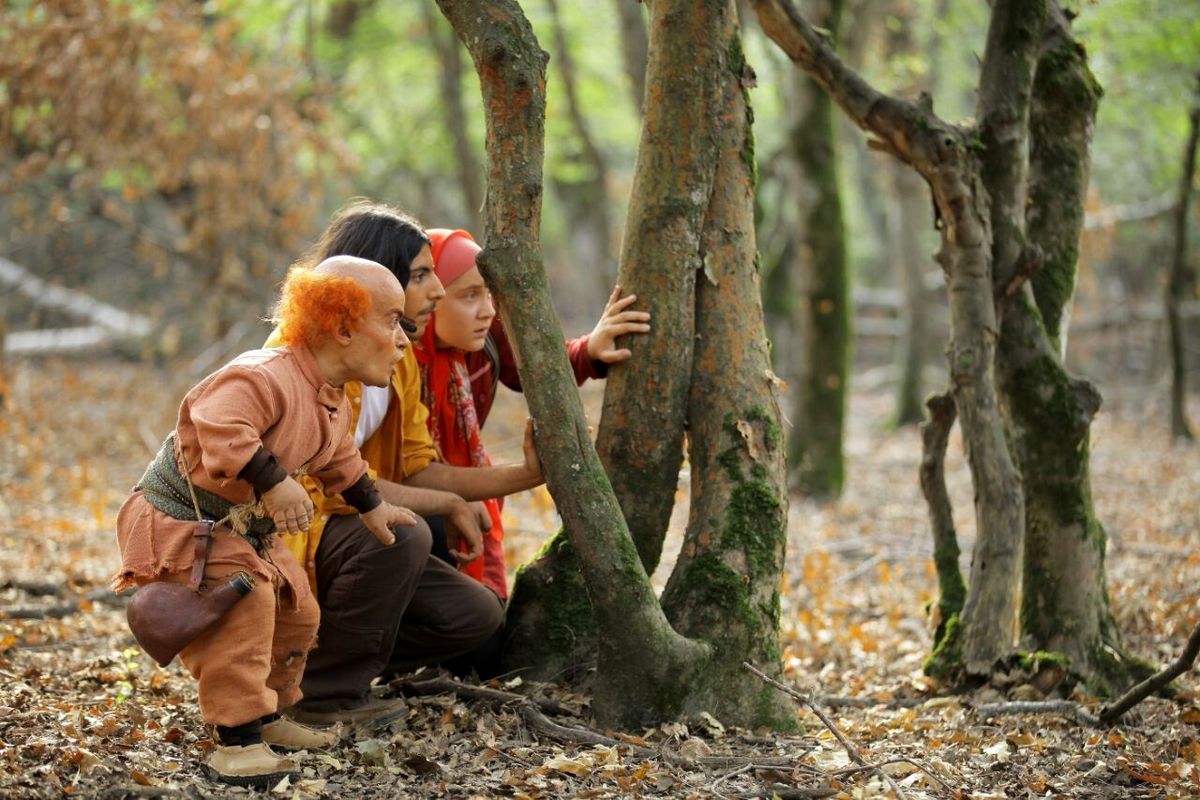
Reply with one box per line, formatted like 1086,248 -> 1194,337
333,321 -> 354,346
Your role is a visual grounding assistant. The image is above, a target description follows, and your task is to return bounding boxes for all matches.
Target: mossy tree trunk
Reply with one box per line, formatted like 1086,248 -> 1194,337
657,18 -> 794,727
889,150 -> 931,427
594,0 -> 733,575
1002,3 -> 1148,692
435,0 -> 710,729
759,0 -> 1150,693
1167,74 -> 1199,441
439,0 -> 789,730
752,0 -> 1033,675
786,0 -> 849,498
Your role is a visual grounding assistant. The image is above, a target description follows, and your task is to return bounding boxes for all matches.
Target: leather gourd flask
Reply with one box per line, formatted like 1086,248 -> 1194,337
125,520 -> 254,667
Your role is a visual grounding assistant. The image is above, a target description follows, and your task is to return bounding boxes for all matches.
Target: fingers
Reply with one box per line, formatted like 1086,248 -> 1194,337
606,285 -> 622,305
364,517 -> 396,546
604,292 -> 638,315
389,506 -> 418,528
273,503 -> 311,535
597,348 -> 633,364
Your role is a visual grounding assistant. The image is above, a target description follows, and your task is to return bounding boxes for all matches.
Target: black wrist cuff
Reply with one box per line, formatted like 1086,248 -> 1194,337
238,447 -> 288,497
342,472 -> 382,514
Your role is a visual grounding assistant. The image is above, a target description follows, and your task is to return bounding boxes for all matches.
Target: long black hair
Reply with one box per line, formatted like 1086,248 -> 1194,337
307,200 -> 429,287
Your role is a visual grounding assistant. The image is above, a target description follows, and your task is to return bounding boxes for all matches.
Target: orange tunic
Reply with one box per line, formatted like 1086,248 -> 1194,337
113,346 -> 371,602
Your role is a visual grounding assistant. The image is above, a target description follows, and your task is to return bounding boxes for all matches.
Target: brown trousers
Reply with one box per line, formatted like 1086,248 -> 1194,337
297,515 -> 503,712
162,563 -> 319,728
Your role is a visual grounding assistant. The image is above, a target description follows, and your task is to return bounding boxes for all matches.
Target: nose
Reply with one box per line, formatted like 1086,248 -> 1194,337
430,274 -> 446,302
481,293 -> 496,320
395,325 -> 410,349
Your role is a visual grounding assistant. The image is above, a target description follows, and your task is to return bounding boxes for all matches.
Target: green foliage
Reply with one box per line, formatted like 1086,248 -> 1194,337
1077,1 -> 1200,204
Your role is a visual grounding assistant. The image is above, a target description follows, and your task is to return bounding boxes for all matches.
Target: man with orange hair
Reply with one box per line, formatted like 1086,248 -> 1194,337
113,256 -> 418,786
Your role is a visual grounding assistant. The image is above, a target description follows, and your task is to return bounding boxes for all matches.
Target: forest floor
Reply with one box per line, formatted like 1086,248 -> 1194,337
1,357 -> 1198,799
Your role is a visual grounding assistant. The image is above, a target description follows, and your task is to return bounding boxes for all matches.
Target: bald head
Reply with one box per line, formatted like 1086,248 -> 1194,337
312,255 -> 403,297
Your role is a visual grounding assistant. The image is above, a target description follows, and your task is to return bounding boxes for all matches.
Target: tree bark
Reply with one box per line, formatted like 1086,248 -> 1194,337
612,0 -> 649,117
751,0 -> 1029,674
919,392 -> 964,653
1167,74 -> 1199,441
435,0 -> 710,729
890,160 -> 931,427
594,0 -> 727,574
658,14 -> 794,727
786,0 -> 850,498
1003,2 -> 1146,693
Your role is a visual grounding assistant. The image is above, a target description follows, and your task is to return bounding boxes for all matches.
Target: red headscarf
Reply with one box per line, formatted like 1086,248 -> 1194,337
416,229 -> 507,598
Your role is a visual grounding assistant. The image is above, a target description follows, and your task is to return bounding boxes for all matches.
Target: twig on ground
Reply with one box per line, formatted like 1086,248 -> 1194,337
733,788 -> 839,799
391,673 -> 571,716
817,694 -> 927,710
743,662 -> 909,800
1099,619 -> 1200,724
836,756 -> 954,792
975,700 -> 1100,726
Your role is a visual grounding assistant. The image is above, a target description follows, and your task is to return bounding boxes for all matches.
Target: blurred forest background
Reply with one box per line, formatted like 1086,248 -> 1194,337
3,2 -> 1200,795
1,0 -> 1197,408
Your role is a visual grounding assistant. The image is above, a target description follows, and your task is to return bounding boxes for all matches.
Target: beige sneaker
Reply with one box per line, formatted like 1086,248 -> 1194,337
206,742 -> 297,787
262,716 -> 339,750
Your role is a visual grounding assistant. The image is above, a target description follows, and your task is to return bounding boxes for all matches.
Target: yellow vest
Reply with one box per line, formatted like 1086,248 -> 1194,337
264,333 -> 439,590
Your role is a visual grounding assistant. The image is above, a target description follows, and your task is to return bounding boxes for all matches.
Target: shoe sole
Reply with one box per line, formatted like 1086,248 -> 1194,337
205,765 -> 297,787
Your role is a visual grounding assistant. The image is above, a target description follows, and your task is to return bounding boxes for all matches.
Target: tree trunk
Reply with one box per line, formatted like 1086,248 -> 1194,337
658,18 -> 794,728
751,0 -> 1030,675
435,0 -> 710,730
1003,2 -> 1151,693
422,0 -> 485,231
594,0 -> 729,575
1167,74 -> 1199,441
612,0 -> 649,117
889,157 -> 930,427
786,0 -> 849,498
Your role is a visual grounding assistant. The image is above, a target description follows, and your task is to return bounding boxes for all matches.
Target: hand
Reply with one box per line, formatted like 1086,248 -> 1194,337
446,500 -> 484,564
470,501 -> 493,533
586,285 -> 651,364
522,418 -> 543,483
261,476 -> 314,535
359,502 -> 418,547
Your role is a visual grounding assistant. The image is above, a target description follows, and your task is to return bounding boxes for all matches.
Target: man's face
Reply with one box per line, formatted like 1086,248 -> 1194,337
346,273 -> 411,388
404,244 -> 445,338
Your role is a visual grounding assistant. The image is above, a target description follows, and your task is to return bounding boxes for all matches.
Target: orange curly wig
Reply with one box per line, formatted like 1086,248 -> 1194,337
274,266 -> 372,349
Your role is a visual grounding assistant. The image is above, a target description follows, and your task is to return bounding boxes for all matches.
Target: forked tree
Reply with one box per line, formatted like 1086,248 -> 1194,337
435,0 -> 793,728
752,0 -> 1151,691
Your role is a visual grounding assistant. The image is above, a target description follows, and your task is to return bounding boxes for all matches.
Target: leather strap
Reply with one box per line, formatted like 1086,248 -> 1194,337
189,520 -> 215,591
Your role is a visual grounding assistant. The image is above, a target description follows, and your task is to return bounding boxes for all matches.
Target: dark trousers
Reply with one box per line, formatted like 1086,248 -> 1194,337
297,514 -> 504,712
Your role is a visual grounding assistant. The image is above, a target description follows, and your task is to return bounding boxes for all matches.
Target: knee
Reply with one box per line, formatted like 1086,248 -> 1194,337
465,586 -> 505,642
388,516 -> 433,561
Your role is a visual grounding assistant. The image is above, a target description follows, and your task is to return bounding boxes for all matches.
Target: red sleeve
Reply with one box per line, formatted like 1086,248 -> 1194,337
566,335 -> 607,383
495,319 -> 607,390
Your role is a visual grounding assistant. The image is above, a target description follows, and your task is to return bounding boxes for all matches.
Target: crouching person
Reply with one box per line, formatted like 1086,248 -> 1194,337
111,256 -> 418,786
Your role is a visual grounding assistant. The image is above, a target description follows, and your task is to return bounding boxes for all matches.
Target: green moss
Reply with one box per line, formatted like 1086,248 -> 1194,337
1017,649 -> 1071,673
717,447 -> 743,482
923,613 -> 962,680
722,480 -> 784,575
727,32 -> 759,189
